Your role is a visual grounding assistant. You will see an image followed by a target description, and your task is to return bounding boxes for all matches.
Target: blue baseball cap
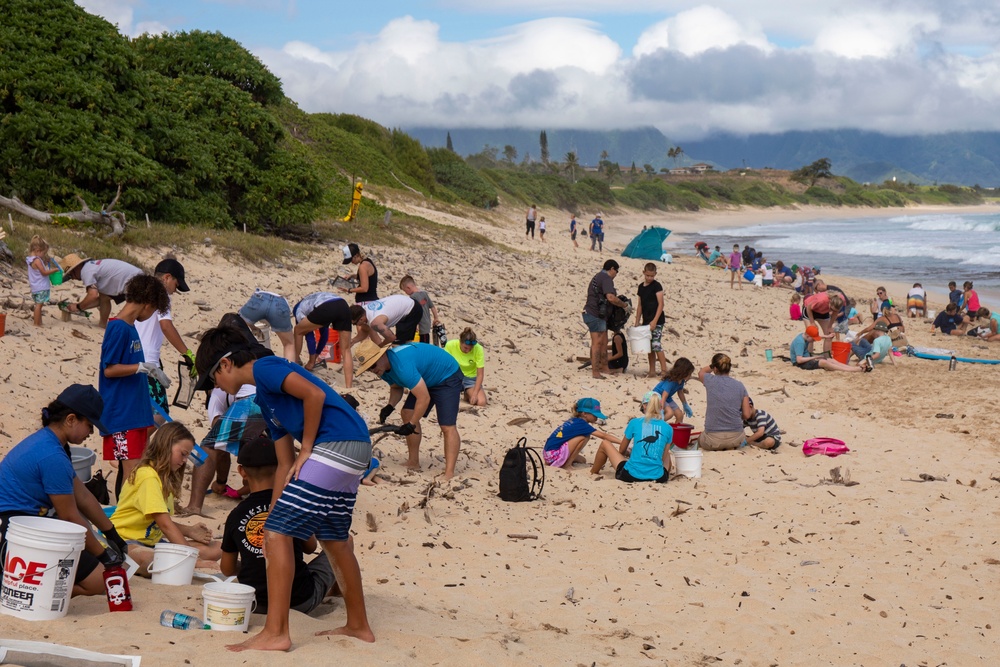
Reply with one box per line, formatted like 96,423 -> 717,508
576,398 -> 607,419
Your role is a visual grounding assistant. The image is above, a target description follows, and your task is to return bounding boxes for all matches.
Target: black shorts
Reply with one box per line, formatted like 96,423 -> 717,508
798,359 -> 822,371
394,299 -> 423,343
402,369 -> 463,426
307,298 -> 351,332
614,460 -> 668,484
571,231 -> 577,240
812,312 -> 830,320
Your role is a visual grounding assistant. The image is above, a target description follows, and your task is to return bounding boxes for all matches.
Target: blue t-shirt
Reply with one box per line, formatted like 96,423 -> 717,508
779,266 -> 795,279
949,289 -> 962,305
544,417 -> 595,452
252,356 -> 368,444
591,218 -> 604,236
789,333 -> 811,364
381,343 -> 460,390
622,417 -> 671,480
933,312 -> 963,335
653,379 -> 686,404
0,428 -> 76,515
99,318 -> 152,435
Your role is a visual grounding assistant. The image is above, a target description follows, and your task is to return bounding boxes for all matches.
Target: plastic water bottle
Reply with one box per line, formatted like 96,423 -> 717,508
160,610 -> 197,630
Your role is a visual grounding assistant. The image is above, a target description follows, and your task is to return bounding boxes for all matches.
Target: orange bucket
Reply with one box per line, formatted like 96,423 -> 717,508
831,341 -> 851,365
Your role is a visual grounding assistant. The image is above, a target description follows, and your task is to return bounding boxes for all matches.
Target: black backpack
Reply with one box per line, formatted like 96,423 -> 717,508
605,295 -> 632,331
498,437 -> 545,502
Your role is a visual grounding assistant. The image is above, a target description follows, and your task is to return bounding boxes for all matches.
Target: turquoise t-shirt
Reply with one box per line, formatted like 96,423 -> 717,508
382,343 -> 460,389
789,334 -> 811,364
870,334 -> 892,364
623,417 -> 672,480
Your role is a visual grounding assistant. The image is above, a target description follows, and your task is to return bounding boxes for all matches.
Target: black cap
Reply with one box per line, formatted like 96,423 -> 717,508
237,435 -> 278,467
342,243 -> 360,265
56,384 -> 108,433
155,258 -> 190,292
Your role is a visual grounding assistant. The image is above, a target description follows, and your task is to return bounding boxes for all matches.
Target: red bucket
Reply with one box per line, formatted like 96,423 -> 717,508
672,423 -> 694,449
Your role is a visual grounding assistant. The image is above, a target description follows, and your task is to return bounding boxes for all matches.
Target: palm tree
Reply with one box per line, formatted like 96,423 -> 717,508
564,151 -> 579,183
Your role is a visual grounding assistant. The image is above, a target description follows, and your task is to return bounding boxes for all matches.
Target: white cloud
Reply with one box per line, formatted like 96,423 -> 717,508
813,11 -> 940,58
633,6 -> 771,58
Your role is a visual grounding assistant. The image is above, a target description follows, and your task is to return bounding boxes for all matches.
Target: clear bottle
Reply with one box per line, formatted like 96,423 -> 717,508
160,610 -> 197,630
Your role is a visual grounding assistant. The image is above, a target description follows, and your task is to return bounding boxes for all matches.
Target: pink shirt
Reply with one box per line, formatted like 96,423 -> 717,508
966,290 -> 980,312
790,304 -> 802,320
729,252 -> 741,269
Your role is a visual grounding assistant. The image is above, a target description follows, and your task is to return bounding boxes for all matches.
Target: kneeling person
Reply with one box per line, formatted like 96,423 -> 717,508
222,436 -> 335,615
790,325 -> 871,373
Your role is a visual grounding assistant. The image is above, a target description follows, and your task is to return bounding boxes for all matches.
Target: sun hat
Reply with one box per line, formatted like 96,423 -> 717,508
805,325 -> 820,338
237,435 -> 278,468
56,384 -> 107,433
59,253 -> 89,278
342,243 -> 361,265
154,258 -> 190,292
354,340 -> 390,374
576,397 -> 607,419
641,390 -> 658,404
874,322 -> 889,332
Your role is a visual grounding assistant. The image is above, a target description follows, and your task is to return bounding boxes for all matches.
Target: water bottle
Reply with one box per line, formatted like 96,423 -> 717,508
949,355 -> 957,371
104,566 -> 132,612
160,610 -> 197,629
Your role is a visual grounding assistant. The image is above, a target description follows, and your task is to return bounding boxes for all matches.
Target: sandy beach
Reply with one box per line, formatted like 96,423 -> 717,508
1,200 -> 999,666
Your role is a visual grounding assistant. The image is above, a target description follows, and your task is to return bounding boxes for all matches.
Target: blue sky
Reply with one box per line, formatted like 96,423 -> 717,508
78,1 -> 1000,138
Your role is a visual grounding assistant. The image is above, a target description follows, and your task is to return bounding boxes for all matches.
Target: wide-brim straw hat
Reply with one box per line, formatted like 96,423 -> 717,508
354,340 -> 389,374
59,253 -> 88,277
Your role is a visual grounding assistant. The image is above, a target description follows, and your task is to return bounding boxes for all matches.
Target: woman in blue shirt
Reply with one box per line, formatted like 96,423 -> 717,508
590,392 -> 672,483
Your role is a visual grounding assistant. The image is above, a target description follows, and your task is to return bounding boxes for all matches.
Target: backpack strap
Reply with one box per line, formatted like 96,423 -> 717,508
525,446 -> 545,500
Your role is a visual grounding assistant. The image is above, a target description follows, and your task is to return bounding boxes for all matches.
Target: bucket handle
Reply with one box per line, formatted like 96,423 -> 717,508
0,535 -> 82,584
147,548 -> 197,575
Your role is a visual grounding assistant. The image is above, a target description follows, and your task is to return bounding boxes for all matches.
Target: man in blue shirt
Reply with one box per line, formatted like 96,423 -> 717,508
356,341 -> 464,479
790,326 -> 870,372
590,214 -> 604,251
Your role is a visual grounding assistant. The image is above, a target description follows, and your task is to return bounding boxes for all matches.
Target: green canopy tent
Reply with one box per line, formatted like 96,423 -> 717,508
621,227 -> 671,261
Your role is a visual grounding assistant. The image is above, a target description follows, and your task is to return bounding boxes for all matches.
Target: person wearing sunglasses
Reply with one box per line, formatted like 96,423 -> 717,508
444,328 -> 487,406
869,286 -> 893,321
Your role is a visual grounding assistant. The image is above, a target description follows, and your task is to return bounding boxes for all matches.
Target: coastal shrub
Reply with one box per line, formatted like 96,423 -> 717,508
803,186 -> 841,205
736,183 -> 785,207
427,148 -> 499,208
572,178 -> 615,206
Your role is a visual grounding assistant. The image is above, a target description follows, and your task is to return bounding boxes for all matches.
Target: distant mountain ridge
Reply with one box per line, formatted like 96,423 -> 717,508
407,126 -> 1000,187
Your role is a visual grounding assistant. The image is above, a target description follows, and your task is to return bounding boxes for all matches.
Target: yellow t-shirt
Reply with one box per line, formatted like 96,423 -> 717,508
444,339 -> 485,379
110,466 -> 174,546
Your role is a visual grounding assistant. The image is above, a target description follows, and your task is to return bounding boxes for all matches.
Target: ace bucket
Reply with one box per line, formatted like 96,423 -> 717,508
1,516 -> 87,621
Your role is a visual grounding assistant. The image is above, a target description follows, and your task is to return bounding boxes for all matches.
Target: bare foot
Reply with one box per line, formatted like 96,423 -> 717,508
316,625 -> 375,643
226,630 -> 292,652
591,373 -> 606,379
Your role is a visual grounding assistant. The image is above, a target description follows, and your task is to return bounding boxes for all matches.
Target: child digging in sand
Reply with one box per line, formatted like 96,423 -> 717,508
26,235 -> 60,326
110,422 -> 221,576
653,357 -> 695,423
543,398 -> 621,469
590,392 -> 672,482
196,325 -> 373,650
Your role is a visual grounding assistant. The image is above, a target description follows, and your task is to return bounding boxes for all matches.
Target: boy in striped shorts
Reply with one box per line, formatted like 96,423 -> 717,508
196,326 -> 373,651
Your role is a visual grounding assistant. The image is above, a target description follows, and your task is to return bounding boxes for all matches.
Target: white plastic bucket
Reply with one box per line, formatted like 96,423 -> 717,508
148,543 -> 199,586
1,516 -> 87,621
69,446 -> 96,483
673,450 -> 703,478
202,580 -> 256,631
626,326 -> 652,354
926,309 -> 936,320
253,322 -> 272,350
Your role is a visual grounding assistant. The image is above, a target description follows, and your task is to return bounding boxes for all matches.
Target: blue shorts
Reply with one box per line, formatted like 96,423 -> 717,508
582,312 -> 607,333
239,290 -> 293,333
462,375 -> 478,389
402,369 -> 463,426
32,290 -> 50,304
665,397 -> 679,410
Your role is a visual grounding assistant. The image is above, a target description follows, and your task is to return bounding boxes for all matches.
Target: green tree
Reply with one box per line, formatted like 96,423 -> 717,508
446,132 -> 454,152
668,146 -> 685,165
791,158 -> 833,186
564,151 -> 579,183
503,145 -> 518,164
539,130 -> 549,164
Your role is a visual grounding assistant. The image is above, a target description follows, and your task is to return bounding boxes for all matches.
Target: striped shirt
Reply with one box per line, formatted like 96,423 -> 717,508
745,409 -> 780,439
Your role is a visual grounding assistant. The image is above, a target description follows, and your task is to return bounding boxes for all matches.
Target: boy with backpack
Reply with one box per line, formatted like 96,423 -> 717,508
221,435 -> 335,615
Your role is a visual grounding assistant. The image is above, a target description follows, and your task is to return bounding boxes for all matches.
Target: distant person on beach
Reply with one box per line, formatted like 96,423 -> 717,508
340,243 -> 378,303
606,325 -> 628,374
355,340 -> 463,480
790,325 -> 872,372
705,246 -> 726,268
741,245 -> 755,267
858,303 -> 906,346
804,290 -> 844,353
526,204 -> 537,239
962,281 -> 980,316
110,422 -> 221,577
239,289 -> 296,362
136,258 -> 195,425
728,244 -> 742,290
26,235 -> 59,327
444,327 -> 488,406
583,259 -> 628,378
653,357 -> 695,424
851,322 -> 895,366
694,353 -> 754,450
590,392 -> 672,482
635,262 -> 668,377
590,213 -> 604,251
790,293 -> 803,321
972,308 -> 1000,341
62,254 -> 144,328
0,385 -> 128,597
907,283 -> 926,318
543,398 -> 620,469
869,286 -> 893,320
569,214 -> 579,249
743,398 -> 782,450
774,260 -> 795,286
847,298 -> 862,325
948,281 -> 962,308
400,275 -> 440,344
292,292 -> 352,376
539,216 -> 546,241
349,294 -> 422,347
99,275 -> 170,498
931,303 -> 968,336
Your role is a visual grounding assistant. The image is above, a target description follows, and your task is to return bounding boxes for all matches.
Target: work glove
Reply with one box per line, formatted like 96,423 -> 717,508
137,362 -> 171,389
98,547 -> 124,569
340,393 -> 360,410
396,422 -> 416,437
683,404 -> 694,418
183,349 -> 198,378
378,404 -> 395,424
103,527 -> 129,559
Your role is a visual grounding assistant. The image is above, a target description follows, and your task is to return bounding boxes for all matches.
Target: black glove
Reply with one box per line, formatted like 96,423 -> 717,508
396,422 -> 416,437
98,547 -> 124,569
103,527 -> 128,558
340,393 -> 359,410
378,404 -> 395,424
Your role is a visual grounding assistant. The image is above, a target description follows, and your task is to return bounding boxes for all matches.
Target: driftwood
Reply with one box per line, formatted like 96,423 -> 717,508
0,184 -> 127,237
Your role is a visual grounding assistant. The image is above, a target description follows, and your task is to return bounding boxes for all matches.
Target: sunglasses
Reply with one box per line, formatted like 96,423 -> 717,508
463,340 -> 477,346
207,351 -> 233,381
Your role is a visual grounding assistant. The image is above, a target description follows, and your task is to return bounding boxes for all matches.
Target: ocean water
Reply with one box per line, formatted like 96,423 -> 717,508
673,211 -> 1000,302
